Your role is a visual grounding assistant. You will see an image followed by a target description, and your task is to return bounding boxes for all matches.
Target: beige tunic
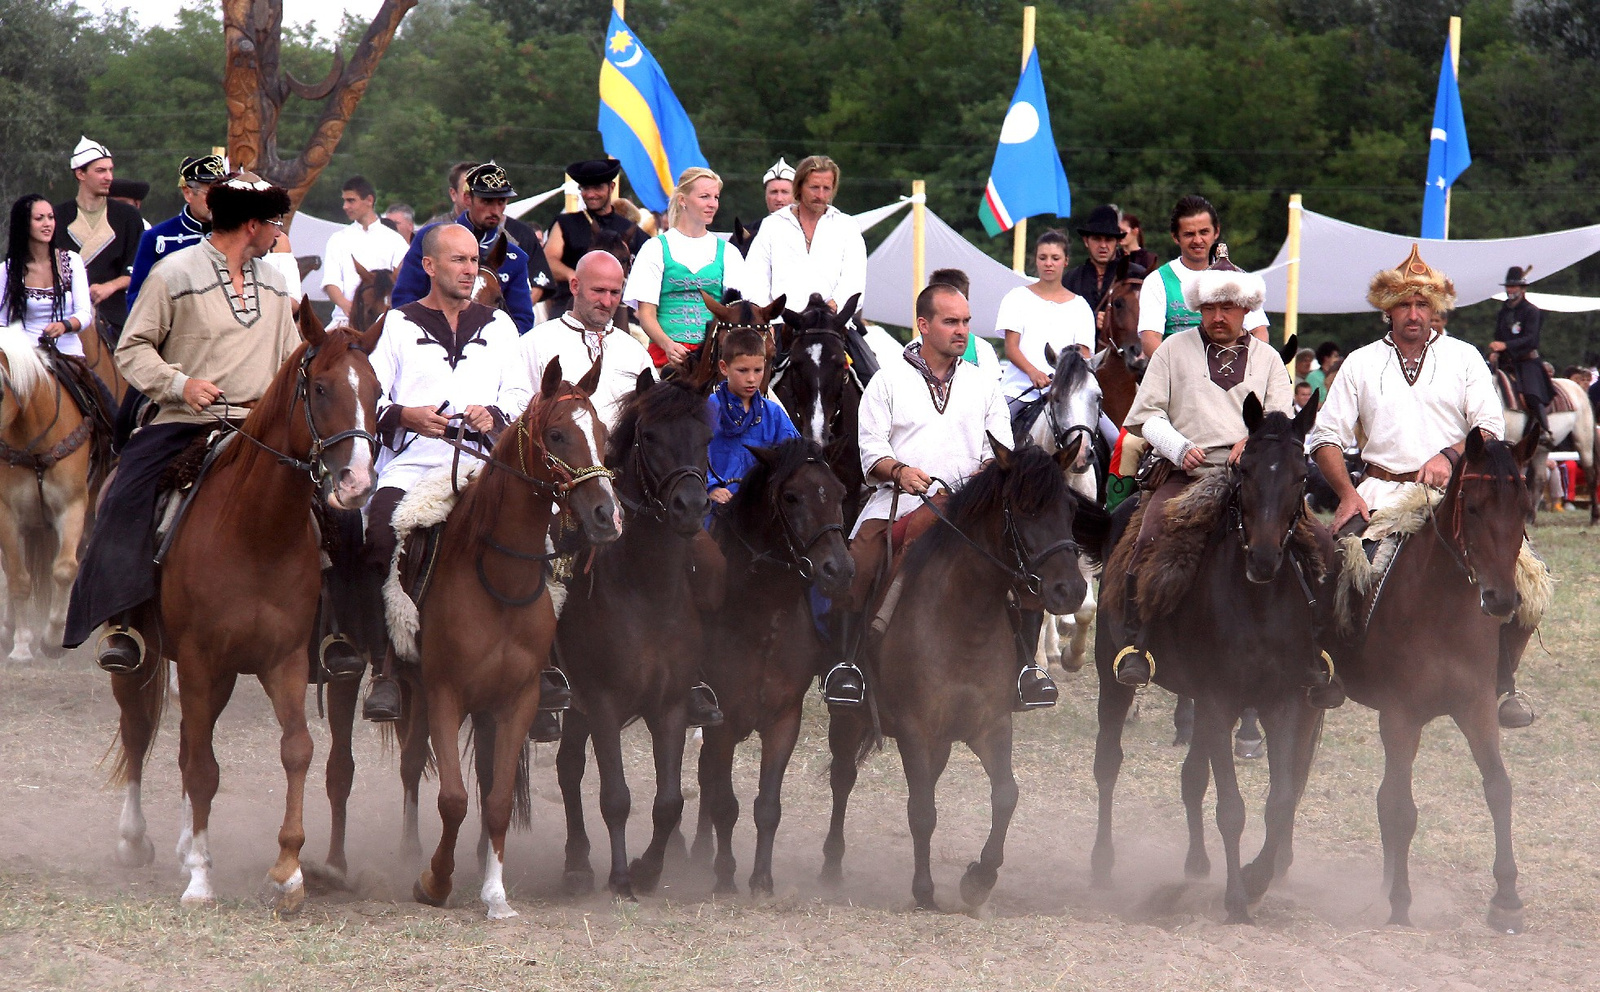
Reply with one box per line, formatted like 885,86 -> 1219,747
117,240 -> 300,427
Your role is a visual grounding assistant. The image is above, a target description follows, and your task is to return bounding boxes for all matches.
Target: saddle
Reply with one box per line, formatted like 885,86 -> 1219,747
1492,368 -> 1523,412
0,351 -> 114,492
383,460 -> 482,663
153,431 -> 235,564
1009,397 -> 1046,446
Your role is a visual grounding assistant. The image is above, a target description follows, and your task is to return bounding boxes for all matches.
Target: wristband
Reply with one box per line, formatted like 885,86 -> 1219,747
1439,447 -> 1461,466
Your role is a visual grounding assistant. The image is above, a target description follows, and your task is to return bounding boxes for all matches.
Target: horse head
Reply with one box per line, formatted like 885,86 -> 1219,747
534,355 -> 621,545
471,232 -> 510,313
735,439 -> 855,598
349,260 -> 395,332
1098,254 -> 1146,377
1041,343 -> 1102,476
610,372 -> 712,538
690,290 -> 785,392
1235,392 -> 1317,584
776,293 -> 861,448
1446,427 -> 1539,618
292,299 -> 382,511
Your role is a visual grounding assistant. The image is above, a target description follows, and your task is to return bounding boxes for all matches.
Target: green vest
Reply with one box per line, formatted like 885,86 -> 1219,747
1159,261 -> 1201,337
657,234 -> 726,345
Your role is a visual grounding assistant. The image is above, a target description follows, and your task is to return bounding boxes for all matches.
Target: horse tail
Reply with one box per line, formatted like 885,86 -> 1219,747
512,738 -> 532,832
104,656 -> 170,788
464,715 -> 531,831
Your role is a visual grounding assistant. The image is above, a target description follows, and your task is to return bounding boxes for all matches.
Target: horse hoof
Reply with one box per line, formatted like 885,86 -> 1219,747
267,878 -> 306,918
747,874 -> 774,899
959,862 -> 997,908
1387,911 -> 1413,928
1241,862 -> 1273,901
913,894 -> 940,912
117,835 -> 156,868
413,873 -> 448,908
1225,909 -> 1253,925
485,899 -> 519,921
1487,903 -> 1525,935
1234,737 -> 1265,761
818,863 -> 842,887
40,641 -> 64,660
563,868 -> 595,897
713,876 -> 739,897
179,891 -> 216,908
1184,853 -> 1211,879
628,858 -> 662,895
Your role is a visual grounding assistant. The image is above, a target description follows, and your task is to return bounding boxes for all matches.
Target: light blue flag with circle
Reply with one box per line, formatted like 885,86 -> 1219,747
978,47 -> 1071,237
1421,40 -> 1471,239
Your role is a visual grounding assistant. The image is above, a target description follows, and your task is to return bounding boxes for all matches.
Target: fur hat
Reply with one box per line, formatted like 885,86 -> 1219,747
1366,243 -> 1457,313
1182,244 -> 1266,312
205,171 -> 292,231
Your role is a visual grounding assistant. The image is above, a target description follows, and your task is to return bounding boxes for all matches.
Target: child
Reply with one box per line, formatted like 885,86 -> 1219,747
706,326 -> 799,506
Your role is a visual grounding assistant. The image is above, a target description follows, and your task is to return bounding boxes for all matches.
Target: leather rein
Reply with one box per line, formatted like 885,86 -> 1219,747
919,475 -> 1079,598
723,455 -> 845,581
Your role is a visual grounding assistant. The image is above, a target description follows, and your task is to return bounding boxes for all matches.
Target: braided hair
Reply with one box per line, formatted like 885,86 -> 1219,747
4,194 -> 65,326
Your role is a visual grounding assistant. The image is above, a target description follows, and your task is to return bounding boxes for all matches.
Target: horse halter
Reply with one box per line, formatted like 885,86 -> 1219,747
739,456 -> 845,581
620,424 -> 707,521
291,345 -> 380,489
516,388 -> 614,497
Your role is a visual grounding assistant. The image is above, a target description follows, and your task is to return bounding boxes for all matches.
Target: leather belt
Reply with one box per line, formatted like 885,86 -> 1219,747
1364,464 -> 1418,483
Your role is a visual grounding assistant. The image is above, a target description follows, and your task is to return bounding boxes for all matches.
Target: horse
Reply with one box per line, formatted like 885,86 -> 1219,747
106,305 -> 381,913
556,372 -> 713,899
690,438 -> 854,895
347,260 -> 395,332
1337,427 -> 1543,932
1091,396 -> 1327,924
1093,255 -> 1146,428
408,356 -> 622,918
81,318 -> 128,408
726,218 -> 757,258
821,439 -> 1109,910
687,291 -> 786,394
773,293 -> 866,528
1499,375 -> 1597,523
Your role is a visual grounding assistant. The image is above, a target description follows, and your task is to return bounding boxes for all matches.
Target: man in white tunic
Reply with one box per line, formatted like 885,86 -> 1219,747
322,175 -> 409,327
359,223 -> 523,721
1307,245 -> 1534,727
1137,196 -> 1270,356
745,155 -> 866,312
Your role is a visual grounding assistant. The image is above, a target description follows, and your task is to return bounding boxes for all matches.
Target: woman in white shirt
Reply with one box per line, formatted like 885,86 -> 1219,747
1,194 -> 93,356
624,167 -> 746,369
997,229 -> 1095,411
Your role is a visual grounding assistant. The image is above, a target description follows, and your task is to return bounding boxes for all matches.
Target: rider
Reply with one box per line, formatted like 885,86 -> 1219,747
1136,195 -> 1269,358
359,223 -> 524,722
321,175 -> 409,328
393,162 -> 539,333
1494,266 -> 1553,444
744,157 -> 795,242
127,153 -> 225,310
1307,245 -> 1533,726
65,172 -> 299,671
706,326 -> 800,510
823,283 -> 1059,710
1063,204 -> 1126,314
746,155 -> 866,315
53,137 -> 145,343
1114,250 -> 1343,708
543,158 -> 651,316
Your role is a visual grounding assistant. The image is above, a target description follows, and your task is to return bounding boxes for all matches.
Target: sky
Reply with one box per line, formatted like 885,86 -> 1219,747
87,0 -> 372,38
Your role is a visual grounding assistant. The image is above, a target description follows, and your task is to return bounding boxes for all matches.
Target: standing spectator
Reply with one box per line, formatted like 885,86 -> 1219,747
1117,210 -> 1159,272
109,179 -> 151,226
996,229 -> 1095,414
1,195 -> 92,355
745,155 -> 866,313
428,161 -> 476,224
1292,347 -> 1315,384
382,203 -> 416,243
544,158 -> 650,315
745,157 -> 794,242
321,175 -> 409,327
128,154 -> 226,310
53,137 -> 143,342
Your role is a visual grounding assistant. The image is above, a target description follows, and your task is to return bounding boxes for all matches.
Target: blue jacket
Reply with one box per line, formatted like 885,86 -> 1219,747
393,213 -> 536,333
706,385 -> 800,500
127,207 -> 209,310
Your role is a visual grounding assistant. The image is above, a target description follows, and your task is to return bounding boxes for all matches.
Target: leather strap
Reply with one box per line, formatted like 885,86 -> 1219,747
1364,464 -> 1418,484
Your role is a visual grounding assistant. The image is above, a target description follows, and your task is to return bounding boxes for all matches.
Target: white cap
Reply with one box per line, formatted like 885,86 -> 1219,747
762,157 -> 795,185
70,136 -> 112,171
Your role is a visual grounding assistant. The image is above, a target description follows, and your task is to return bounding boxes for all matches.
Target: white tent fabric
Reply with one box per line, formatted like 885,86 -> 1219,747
1490,290 -> 1600,313
863,208 -> 1028,333
285,212 -> 348,302
1255,208 -> 1600,314
506,183 -> 572,220
852,197 -> 914,234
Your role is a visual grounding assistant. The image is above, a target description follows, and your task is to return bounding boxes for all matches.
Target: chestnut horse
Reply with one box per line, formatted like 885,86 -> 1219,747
348,261 -> 396,332
773,293 -> 866,528
1093,255 -> 1146,427
409,356 -> 622,918
557,373 -> 713,899
81,319 -> 128,407
691,438 -> 854,895
107,306 -> 381,913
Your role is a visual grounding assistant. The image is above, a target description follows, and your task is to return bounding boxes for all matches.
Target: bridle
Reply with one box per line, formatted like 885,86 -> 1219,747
921,476 -> 1079,598
1226,436 -> 1308,559
618,417 -> 707,522
1430,461 -> 1524,587
725,455 -> 845,581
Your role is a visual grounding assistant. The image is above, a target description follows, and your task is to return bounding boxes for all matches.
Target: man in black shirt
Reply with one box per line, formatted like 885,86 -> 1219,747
542,158 -> 649,314
53,137 -> 145,341
1493,265 -> 1554,442
1062,204 -> 1124,316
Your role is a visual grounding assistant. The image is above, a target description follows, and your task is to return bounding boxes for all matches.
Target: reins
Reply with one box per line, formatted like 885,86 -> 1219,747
917,475 -> 1078,597
1429,464 -> 1524,586
723,456 -> 845,581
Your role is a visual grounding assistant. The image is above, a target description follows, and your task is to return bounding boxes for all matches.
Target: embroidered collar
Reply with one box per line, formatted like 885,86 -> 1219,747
1383,328 -> 1440,386
560,313 -> 608,364
903,340 -> 957,413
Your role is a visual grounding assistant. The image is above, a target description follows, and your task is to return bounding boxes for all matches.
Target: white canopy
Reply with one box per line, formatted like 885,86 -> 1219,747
863,207 -> 1028,333
1490,290 -> 1600,313
1256,207 -> 1600,314
284,211 -> 347,302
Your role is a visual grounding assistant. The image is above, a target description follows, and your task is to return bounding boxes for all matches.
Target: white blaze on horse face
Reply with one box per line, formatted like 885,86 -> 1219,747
571,406 -> 621,530
331,367 -> 375,507
805,343 -> 826,444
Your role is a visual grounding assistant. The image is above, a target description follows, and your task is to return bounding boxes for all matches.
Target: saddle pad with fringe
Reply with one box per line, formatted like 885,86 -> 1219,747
1493,369 -> 1523,412
383,461 -> 481,663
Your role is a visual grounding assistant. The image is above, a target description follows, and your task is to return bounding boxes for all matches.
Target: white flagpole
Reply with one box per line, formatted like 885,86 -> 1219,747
1442,15 -> 1460,240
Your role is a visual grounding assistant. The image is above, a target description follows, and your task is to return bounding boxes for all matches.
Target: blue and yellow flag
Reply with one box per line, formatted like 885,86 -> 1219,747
598,11 -> 707,213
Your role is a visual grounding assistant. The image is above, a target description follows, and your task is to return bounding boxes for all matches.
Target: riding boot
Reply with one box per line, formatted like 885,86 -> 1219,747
1529,399 -> 1554,446
1497,623 -> 1536,729
529,711 -> 563,743
539,665 -> 572,711
95,611 -> 146,674
1014,608 -> 1058,711
362,647 -> 403,723
1111,569 -> 1154,687
688,681 -> 724,728
822,613 -> 866,707
317,579 -> 364,680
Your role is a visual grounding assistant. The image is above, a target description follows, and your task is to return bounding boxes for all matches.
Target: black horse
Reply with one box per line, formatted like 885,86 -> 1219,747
773,293 -> 866,529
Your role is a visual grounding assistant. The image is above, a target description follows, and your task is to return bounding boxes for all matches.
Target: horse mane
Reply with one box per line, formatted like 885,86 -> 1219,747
0,327 -> 48,403
722,437 -> 826,541
606,376 -> 709,468
215,328 -> 362,476
1050,347 -> 1094,397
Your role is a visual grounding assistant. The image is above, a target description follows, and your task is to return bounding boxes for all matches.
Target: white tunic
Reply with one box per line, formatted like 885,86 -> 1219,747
322,219 -> 409,325
994,286 -> 1096,401
855,349 -> 1013,536
0,253 -> 93,356
370,302 -> 523,492
745,204 -> 867,311
1307,331 -> 1504,511
504,313 -> 654,430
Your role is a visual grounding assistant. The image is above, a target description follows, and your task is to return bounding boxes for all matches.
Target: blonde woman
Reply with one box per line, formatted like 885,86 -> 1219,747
624,167 -> 747,368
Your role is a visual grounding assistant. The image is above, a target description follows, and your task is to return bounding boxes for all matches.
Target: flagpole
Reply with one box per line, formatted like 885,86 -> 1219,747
1284,194 -> 1302,346
912,179 -> 926,319
1010,5 -> 1035,275
1442,15 -> 1460,240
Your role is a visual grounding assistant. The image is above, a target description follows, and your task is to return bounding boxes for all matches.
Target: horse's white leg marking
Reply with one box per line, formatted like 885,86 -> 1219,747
116,780 -> 154,866
481,846 -> 517,919
267,866 -> 305,902
180,828 -> 215,905
7,625 -> 34,663
805,344 -> 826,444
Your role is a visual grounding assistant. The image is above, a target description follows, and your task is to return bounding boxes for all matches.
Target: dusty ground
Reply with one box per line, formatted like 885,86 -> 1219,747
2,518 -> 1599,991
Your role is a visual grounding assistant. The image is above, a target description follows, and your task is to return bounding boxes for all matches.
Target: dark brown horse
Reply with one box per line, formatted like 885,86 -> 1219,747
822,440 -> 1108,909
108,306 -> 381,912
691,438 -> 854,895
556,373 -> 713,899
687,291 -> 786,394
409,356 -> 621,918
348,260 -> 396,332
1093,255 -> 1146,428
1092,396 -> 1326,924
774,293 -> 866,528
1340,427 -> 1541,932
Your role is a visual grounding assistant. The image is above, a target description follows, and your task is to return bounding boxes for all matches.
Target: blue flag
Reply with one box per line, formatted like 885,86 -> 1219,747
597,11 -> 707,213
978,47 -> 1071,237
1421,40 -> 1471,239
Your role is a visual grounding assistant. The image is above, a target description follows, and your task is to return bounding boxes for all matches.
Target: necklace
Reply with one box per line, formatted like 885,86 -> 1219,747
1384,330 -> 1436,386
562,314 -> 605,363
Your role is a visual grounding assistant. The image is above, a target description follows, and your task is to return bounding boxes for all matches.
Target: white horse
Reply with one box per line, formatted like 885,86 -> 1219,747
1502,376 -> 1596,519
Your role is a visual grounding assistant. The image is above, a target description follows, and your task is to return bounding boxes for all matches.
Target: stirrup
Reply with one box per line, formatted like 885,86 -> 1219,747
539,667 -> 572,712
318,633 -> 364,680
1112,645 -> 1154,687
96,624 -> 146,674
1497,690 -> 1536,729
822,662 -> 866,707
1015,664 -> 1058,711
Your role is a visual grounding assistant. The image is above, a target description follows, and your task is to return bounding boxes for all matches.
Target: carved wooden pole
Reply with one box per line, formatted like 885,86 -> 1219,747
222,0 -> 416,211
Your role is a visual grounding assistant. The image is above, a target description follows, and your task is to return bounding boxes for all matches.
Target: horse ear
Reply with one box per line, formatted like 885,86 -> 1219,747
541,356 -> 564,400
1044,343 -> 1059,370
1242,392 -> 1264,434
1054,435 -> 1083,472
354,259 -> 372,284
702,290 -> 733,325
1114,253 -> 1130,282
576,352 -> 604,397
1277,333 -> 1299,366
356,311 -> 386,354
484,232 -> 508,271
634,368 -> 655,395
1292,391 -> 1319,437
756,294 -> 787,325
297,295 -> 327,347
835,293 -> 861,324
1087,348 -> 1106,371
1465,426 -> 1486,463
745,444 -> 780,468
988,431 -> 1013,469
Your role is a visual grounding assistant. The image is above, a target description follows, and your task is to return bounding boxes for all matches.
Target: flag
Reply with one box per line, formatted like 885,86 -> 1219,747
978,47 -> 1071,238
1420,39 -> 1471,239
597,11 -> 707,213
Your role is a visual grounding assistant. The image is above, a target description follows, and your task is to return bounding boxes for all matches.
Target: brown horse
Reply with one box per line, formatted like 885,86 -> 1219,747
1339,427 -> 1541,932
822,440 -> 1108,909
348,260 -> 396,332
1093,255 -> 1146,427
687,292 -> 786,393
81,318 -> 128,407
557,373 -> 712,899
774,293 -> 866,527
408,356 -> 622,918
691,438 -> 854,895
107,306 -> 381,913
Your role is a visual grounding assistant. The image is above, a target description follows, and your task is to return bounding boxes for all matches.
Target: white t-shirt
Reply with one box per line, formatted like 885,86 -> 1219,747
623,228 -> 747,309
995,286 -> 1095,401
1137,259 -> 1268,336
322,219 -> 408,324
262,251 -> 302,305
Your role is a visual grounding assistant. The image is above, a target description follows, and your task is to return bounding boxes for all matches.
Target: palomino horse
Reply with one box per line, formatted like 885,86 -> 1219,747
1093,255 -> 1146,427
410,357 -> 622,918
347,261 -> 396,332
692,438 -> 854,895
1092,396 -> 1326,924
1499,375 -> 1597,523
0,330 -> 101,661
108,307 -> 380,913
774,293 -> 866,528
557,373 -> 713,899
822,440 -> 1109,909
1339,427 -> 1541,932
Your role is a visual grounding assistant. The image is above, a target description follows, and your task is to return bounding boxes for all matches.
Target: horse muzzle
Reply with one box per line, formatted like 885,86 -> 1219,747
1480,587 -> 1521,619
327,464 -> 375,511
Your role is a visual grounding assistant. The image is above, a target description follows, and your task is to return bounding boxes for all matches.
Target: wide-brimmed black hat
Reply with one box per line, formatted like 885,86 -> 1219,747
567,158 -> 621,187
464,161 -> 517,199
1076,204 -> 1123,238
1503,265 -> 1532,287
109,178 -> 149,200
180,153 -> 227,185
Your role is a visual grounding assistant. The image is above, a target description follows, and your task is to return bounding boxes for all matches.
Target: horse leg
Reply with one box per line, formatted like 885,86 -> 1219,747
260,655 -> 314,915
42,488 -> 86,655
176,664 -> 237,906
1172,696 -> 1194,747
111,661 -> 165,867
0,505 -> 35,662
397,674 -> 430,863
749,707 -> 803,898
556,707 -> 596,895
1091,675 -> 1136,887
697,723 -> 741,894
1035,612 -> 1061,669
1181,730 -> 1212,879
587,706 -> 637,899
898,731 -> 953,911
960,719 -> 1018,909
471,712 -> 496,873
324,676 -> 359,876
1454,702 -> 1524,933
1376,708 -> 1424,926
1242,697 -> 1302,902
1275,704 -> 1325,878
480,700 -> 537,920
819,708 -> 869,886
1195,700 -> 1250,924
1235,708 -> 1265,760
689,724 -> 722,870
1067,597 -> 1096,673
416,688 -> 467,908
629,709 -> 689,895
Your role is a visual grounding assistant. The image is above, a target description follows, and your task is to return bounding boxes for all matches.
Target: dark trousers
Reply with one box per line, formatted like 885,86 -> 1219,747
64,421 -> 208,647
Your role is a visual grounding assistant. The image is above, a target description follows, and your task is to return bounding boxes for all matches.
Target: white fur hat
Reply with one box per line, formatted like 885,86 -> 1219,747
1182,243 -> 1266,312
70,136 -> 112,171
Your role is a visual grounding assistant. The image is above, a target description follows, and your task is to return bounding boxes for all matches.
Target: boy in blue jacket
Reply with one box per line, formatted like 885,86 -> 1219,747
706,327 -> 800,508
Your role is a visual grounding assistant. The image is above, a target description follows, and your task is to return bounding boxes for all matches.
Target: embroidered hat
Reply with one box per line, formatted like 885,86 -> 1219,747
762,157 -> 795,185
1503,265 -> 1533,287
464,161 -> 517,199
567,158 -> 621,187
179,153 -> 228,186
70,136 -> 112,170
1367,243 -> 1457,313
1182,244 -> 1266,312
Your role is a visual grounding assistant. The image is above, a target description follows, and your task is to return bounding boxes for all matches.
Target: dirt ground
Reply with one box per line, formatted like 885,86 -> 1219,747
3,518 -> 1599,991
